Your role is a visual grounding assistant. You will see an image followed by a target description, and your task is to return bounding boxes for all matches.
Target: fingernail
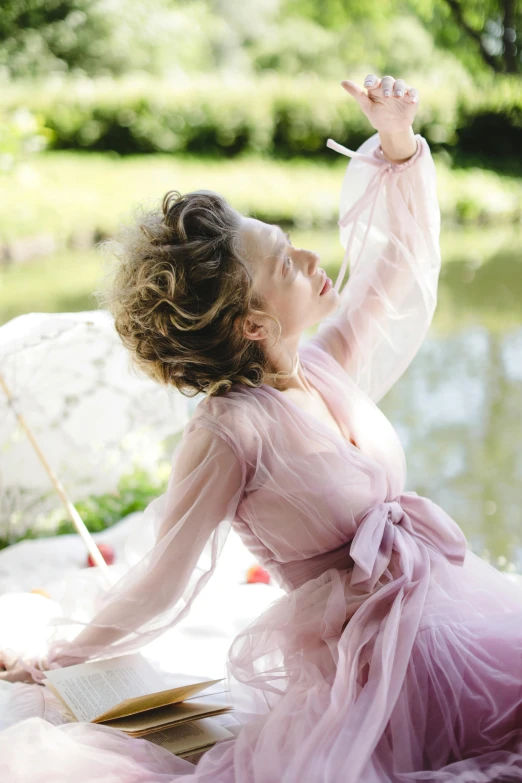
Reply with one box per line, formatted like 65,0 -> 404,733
364,80 -> 373,87
412,96 -> 418,103
384,89 -> 391,97
396,90 -> 403,97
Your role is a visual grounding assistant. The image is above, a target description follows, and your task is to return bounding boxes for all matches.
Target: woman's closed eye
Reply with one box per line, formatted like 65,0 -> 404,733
281,230 -> 293,275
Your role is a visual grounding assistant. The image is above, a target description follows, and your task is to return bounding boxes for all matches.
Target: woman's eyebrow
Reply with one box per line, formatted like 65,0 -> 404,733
275,226 -> 291,255
270,226 -> 292,276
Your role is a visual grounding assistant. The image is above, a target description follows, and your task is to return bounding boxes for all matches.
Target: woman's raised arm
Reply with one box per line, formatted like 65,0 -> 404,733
310,126 -> 440,404
303,74 -> 438,403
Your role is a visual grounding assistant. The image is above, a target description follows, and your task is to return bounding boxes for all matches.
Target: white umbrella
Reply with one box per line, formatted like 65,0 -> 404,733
0,310 -> 196,586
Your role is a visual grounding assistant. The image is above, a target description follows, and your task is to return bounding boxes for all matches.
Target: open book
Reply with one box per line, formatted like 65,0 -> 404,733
42,652 -> 236,760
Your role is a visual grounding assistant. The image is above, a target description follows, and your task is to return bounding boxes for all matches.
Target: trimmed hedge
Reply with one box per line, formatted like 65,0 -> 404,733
1,73 -> 521,162
457,77 -> 522,169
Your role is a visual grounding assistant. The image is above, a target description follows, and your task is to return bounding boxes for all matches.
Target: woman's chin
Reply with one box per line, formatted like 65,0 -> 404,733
323,287 -> 340,309
312,298 -> 339,327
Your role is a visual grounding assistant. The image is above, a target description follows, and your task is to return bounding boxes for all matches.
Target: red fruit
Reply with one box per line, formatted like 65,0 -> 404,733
246,564 -> 270,584
87,543 -> 115,567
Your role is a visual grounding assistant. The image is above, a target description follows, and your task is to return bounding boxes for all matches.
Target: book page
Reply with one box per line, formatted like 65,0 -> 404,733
41,680 -> 78,725
145,717 -> 235,756
93,679 -> 222,724
44,652 -> 223,723
43,653 -> 165,722
102,699 -> 232,734
182,747 -> 214,764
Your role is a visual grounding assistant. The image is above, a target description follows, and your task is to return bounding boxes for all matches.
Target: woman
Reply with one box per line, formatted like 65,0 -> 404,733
2,73 -> 522,782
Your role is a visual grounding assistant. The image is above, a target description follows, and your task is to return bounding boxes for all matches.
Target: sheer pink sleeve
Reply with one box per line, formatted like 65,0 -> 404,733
310,131 -> 440,404
20,424 -> 245,684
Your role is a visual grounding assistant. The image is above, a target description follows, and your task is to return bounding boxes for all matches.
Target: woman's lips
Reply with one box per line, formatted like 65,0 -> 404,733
320,276 -> 332,295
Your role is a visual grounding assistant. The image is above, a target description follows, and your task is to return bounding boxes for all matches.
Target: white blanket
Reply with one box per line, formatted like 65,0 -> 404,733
0,512 -> 284,730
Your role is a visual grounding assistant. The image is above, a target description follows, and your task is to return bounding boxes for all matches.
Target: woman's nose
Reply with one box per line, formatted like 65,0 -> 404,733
308,253 -> 320,277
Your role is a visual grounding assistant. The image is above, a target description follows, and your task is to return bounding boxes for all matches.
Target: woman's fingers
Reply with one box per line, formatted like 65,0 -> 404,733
392,78 -> 406,97
364,74 -> 381,90
340,79 -> 372,113
0,666 -> 33,683
361,74 -> 419,104
341,74 -> 420,134
406,86 -> 419,104
381,74 -> 395,97
340,79 -> 368,101
360,73 -> 419,103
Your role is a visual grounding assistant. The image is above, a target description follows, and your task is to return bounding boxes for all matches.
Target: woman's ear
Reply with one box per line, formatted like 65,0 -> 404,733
242,315 -> 268,342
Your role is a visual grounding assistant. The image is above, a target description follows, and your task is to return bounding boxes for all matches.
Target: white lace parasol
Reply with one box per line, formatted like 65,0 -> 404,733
0,310 -> 198,551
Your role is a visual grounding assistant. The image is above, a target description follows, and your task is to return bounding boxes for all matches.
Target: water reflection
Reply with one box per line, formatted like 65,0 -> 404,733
377,228 -> 522,571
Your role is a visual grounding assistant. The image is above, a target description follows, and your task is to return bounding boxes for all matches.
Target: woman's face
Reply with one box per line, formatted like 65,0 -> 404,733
238,216 -> 339,343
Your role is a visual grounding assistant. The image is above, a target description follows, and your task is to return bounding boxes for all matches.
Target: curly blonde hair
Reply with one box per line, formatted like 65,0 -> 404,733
95,189 -> 293,398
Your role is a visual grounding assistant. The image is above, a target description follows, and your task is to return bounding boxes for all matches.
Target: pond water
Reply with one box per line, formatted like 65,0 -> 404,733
374,227 -> 522,573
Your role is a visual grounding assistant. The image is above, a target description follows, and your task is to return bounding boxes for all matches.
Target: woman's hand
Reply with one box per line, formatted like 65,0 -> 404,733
0,653 -> 46,684
0,662 -> 37,684
0,646 -> 90,684
341,74 -> 419,135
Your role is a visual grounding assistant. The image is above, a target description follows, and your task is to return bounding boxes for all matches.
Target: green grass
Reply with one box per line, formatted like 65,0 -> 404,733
0,149 -> 521,250
0,151 -> 345,246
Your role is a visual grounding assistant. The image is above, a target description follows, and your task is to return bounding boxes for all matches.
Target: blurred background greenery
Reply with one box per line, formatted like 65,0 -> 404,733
0,0 -> 521,570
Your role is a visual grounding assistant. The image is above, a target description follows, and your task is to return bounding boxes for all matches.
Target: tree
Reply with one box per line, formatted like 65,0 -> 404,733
0,0 -> 227,78
408,0 -> 521,75
0,0 -> 107,76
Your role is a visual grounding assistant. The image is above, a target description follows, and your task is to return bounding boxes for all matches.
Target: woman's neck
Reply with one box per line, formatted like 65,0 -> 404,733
263,352 -> 315,394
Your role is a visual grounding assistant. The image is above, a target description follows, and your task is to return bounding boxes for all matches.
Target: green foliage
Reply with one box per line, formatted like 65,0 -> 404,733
0,0 -> 222,79
280,0 -> 397,26
0,0 -> 518,83
0,75 -> 361,157
0,0 -> 109,77
247,14 -> 461,79
407,0 -> 521,75
0,106 -> 50,172
248,17 -> 344,77
0,463 -> 170,549
455,73 -> 522,170
54,465 -> 169,536
0,73 -> 519,165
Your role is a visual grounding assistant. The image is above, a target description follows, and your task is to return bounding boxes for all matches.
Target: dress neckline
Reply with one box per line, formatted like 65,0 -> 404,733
260,356 -> 362,454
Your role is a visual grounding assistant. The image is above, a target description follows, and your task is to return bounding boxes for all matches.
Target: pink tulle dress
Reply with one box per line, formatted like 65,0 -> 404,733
3,131 -> 522,782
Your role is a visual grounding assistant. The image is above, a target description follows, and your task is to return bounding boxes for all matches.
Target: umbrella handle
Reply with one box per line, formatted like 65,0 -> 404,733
0,372 -> 115,590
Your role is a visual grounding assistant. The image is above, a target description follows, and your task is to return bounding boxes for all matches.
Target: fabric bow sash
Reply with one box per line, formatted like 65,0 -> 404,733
349,490 -> 467,593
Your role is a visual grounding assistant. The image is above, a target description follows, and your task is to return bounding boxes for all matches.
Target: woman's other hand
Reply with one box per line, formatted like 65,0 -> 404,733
341,74 -> 419,135
0,658 -> 39,683
0,648 -> 84,685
